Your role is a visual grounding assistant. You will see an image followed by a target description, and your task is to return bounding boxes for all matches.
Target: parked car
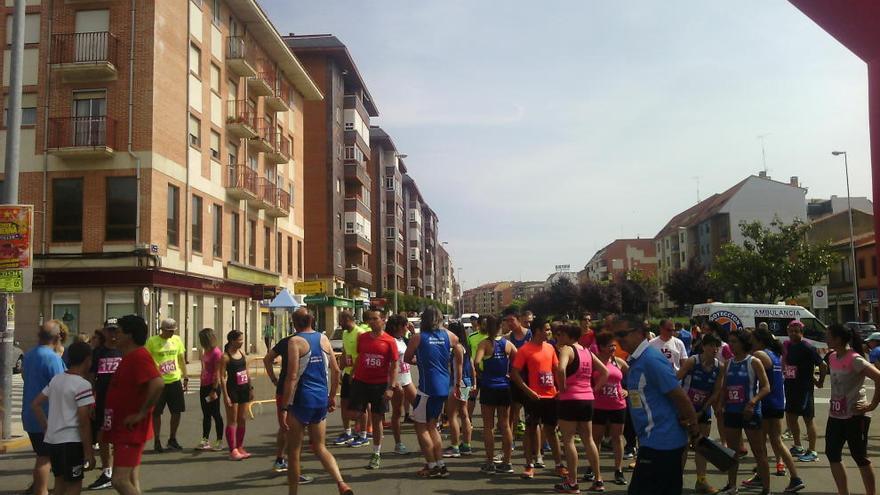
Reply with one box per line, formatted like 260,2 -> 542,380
328,327 -> 344,354
12,342 -> 23,374
844,321 -> 877,341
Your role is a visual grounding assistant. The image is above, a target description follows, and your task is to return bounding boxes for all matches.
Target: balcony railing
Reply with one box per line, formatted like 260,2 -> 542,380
226,100 -> 257,139
47,116 -> 116,158
265,79 -> 291,113
249,118 -> 273,153
226,36 -> 256,77
345,233 -> 372,254
224,164 -> 258,200
344,163 -> 370,186
50,32 -> 119,81
265,133 -> 291,164
263,181 -> 290,218
248,67 -> 274,97
345,266 -> 373,287
344,197 -> 371,218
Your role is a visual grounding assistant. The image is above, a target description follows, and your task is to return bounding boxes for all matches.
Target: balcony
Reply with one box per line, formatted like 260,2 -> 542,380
386,263 -> 405,278
344,197 -> 370,218
226,36 -> 256,78
249,119 -> 273,153
265,133 -> 291,164
345,233 -> 372,254
345,266 -> 373,288
51,32 -> 119,82
224,164 -> 258,201
226,100 -> 257,139
263,182 -> 290,218
344,163 -> 370,187
248,67 -> 275,97
47,117 -> 116,159
265,79 -> 290,113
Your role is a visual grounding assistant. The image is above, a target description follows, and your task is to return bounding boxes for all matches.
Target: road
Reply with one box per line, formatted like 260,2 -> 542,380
1,374 -> 878,494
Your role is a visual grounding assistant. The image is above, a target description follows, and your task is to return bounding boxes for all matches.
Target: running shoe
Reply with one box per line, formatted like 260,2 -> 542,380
521,463 -> 535,479
298,474 -> 314,484
587,480 -> 605,492
442,446 -> 461,458
212,440 -> 224,451
555,465 -> 569,479
534,457 -> 546,469
775,461 -> 786,476
493,453 -> 503,463
718,484 -> 738,495
542,441 -> 552,454
238,447 -> 252,459
782,430 -> 794,440
614,470 -> 627,486
338,481 -> 354,495
272,459 -> 287,473
153,441 -> 164,453
349,436 -> 370,448
480,462 -> 496,474
735,447 -> 748,459
582,469 -> 595,482
393,443 -> 408,455
459,443 -> 473,456
229,448 -> 246,461
495,462 -> 514,474
788,446 -> 805,457
417,465 -> 432,478
366,453 -> 381,470
783,477 -> 805,493
87,473 -> 113,490
516,421 -> 526,434
797,451 -> 818,462
554,481 -> 580,494
166,438 -> 183,451
741,473 -> 762,488
333,432 -> 355,446
196,438 -> 211,451
622,448 -> 635,460
695,479 -> 718,494
428,465 -> 446,478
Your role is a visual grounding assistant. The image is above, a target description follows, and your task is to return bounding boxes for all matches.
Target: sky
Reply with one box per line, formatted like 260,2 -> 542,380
262,0 -> 871,290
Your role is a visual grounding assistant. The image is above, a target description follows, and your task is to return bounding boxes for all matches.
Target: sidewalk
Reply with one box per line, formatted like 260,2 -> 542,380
0,373 -> 27,453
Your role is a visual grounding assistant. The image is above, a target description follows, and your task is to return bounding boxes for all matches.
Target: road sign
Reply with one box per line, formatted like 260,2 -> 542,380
0,205 -> 32,293
812,285 -> 828,309
295,280 -> 328,295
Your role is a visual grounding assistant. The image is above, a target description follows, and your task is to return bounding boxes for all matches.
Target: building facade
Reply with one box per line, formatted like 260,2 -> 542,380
368,126 -> 405,299
8,0 -> 319,354
579,238 -> 657,283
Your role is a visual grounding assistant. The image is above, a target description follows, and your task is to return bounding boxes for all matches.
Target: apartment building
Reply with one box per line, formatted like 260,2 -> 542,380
422,204 -> 439,299
5,0 -> 319,353
436,244 -> 454,309
402,174 -> 425,297
579,239 -> 657,283
368,126 -> 405,298
284,34 -> 377,327
461,281 -> 512,315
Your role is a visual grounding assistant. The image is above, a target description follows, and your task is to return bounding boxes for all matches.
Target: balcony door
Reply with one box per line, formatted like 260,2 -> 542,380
74,10 -> 109,62
73,91 -> 106,146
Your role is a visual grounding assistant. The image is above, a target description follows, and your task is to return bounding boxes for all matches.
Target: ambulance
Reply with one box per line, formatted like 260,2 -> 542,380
691,302 -> 828,351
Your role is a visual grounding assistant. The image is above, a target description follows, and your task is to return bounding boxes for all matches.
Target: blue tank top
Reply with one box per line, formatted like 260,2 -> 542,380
451,348 -> 475,388
725,355 -> 760,415
762,350 -> 785,411
417,328 -> 451,396
481,337 -> 510,389
509,330 -> 532,349
682,354 -> 720,413
293,332 -> 328,409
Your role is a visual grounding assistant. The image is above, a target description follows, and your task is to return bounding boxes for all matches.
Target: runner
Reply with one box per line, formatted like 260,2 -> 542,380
219,330 -> 253,461
196,328 -> 224,452
348,309 -> 399,470
22,320 -> 67,495
145,318 -> 188,452
443,322 -> 474,459
474,315 -> 516,475
783,320 -> 827,462
466,316 -> 488,418
87,319 -> 124,490
31,341 -> 95,495
103,315 -> 163,495
553,324 -> 608,494
333,311 -> 369,447
403,306 -> 464,478
387,314 -> 417,455
510,316 -> 566,480
678,333 -> 724,495
824,323 -> 880,495
676,321 -> 693,356
719,328 -> 771,495
867,332 -> 880,365
280,310 -> 353,495
505,310 -> 532,439
648,319 -> 688,371
578,314 -> 596,350
591,331 -> 630,487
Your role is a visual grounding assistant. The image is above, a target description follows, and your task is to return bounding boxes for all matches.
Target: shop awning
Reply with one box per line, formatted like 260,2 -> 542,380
303,295 -> 354,308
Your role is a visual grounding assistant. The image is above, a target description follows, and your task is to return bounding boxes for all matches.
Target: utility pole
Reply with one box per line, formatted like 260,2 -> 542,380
1,0 -> 26,440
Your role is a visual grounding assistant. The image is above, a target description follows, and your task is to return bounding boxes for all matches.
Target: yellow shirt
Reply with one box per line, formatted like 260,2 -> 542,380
145,334 -> 185,384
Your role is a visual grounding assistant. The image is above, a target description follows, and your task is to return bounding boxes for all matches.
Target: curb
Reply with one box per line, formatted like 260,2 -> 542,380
0,435 -> 29,454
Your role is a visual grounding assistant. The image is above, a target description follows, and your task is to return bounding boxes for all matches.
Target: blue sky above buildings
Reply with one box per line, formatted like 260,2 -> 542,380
263,0 -> 871,288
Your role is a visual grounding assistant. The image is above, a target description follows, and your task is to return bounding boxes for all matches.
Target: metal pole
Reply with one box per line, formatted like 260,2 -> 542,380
0,0 -> 26,440
844,153 -> 860,320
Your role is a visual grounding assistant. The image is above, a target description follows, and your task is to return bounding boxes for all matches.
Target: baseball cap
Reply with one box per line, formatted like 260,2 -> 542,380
865,332 -> 880,343
160,318 -> 178,330
103,317 -> 120,330
787,320 -> 804,329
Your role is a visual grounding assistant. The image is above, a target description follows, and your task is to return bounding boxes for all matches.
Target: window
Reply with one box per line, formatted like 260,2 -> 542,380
212,0 -> 221,24
212,204 -> 222,258
384,177 -> 394,191
6,13 -> 40,45
209,130 -> 220,160
167,185 -> 180,247
248,220 -> 256,265
858,258 -> 866,279
231,212 -> 240,262
287,236 -> 293,276
264,227 -> 271,270
344,122 -> 354,131
191,195 -> 203,253
210,63 -> 220,93
189,114 -> 201,147
189,43 -> 201,75
276,232 -> 282,274
52,178 -> 83,242
104,177 -> 137,240
385,226 -> 395,240
228,142 -> 239,165
298,240 -> 303,277
4,94 -> 37,127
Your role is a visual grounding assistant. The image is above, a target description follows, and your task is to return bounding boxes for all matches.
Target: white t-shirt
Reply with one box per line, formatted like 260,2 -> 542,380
648,335 -> 688,371
42,372 -> 95,444
396,337 -> 412,387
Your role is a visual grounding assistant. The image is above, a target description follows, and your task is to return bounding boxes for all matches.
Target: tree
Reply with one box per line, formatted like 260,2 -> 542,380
618,271 -> 657,315
711,218 -> 837,303
578,281 -> 621,314
665,257 -> 723,308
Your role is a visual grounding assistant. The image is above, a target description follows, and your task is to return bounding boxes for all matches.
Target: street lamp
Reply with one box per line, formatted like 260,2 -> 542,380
832,151 -> 859,320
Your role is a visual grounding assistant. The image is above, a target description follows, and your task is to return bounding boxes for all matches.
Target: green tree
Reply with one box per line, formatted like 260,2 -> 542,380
711,219 -> 837,303
664,258 -> 723,308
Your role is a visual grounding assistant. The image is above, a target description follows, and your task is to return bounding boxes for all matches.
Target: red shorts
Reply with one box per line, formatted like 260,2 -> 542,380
113,443 -> 145,468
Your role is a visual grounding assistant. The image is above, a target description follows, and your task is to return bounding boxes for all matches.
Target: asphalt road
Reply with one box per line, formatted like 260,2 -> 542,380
2,375 -> 878,495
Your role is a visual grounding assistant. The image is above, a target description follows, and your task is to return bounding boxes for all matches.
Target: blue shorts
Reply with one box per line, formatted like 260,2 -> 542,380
288,404 -> 327,426
412,391 -> 447,424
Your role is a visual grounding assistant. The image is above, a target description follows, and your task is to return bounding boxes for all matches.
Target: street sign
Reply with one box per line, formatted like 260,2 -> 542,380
295,280 -> 328,295
812,285 -> 828,309
0,205 -> 33,293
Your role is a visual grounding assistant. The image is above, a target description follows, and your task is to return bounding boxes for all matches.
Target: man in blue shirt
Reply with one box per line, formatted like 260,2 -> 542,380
867,332 -> 880,365
613,315 -> 699,495
675,321 -> 693,356
22,320 -> 66,495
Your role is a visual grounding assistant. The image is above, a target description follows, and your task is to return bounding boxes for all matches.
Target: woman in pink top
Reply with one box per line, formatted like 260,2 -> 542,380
554,324 -> 608,494
197,328 -> 224,451
591,331 -> 629,486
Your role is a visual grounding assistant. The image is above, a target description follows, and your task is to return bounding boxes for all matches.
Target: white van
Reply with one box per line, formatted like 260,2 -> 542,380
691,302 -> 828,350
460,313 -> 479,330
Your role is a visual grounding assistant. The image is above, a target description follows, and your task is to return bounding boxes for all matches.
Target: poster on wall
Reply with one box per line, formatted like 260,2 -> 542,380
0,205 -> 33,293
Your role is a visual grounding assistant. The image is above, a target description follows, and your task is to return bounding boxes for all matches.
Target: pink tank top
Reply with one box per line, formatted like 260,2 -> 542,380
593,357 -> 626,410
559,345 -> 594,401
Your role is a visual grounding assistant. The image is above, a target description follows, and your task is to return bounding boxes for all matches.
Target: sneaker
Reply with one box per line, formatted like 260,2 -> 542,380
493,453 -> 503,463
417,465 -> 432,478
521,463 -> 535,479
555,465 -> 570,479
735,447 -> 748,459
428,465 -> 447,478
442,446 -> 461,458
718,484 -> 738,495
782,430 -> 794,440
349,436 -> 370,448
459,443 -> 473,456
622,448 -> 635,460
788,445 -> 805,457
542,441 -> 552,454
337,482 -> 354,495
229,448 -> 246,461
582,469 -> 595,483
153,441 -> 164,453
534,457 -> 546,469
298,474 -> 314,484
166,438 -> 183,451
695,479 -> 719,494
196,438 -> 211,451
554,481 -> 580,494
797,451 -> 818,462
516,421 -> 526,434
366,453 -> 381,470
614,470 -> 627,486
87,473 -> 113,490
495,462 -> 514,474
272,459 -> 287,473
480,462 -> 496,474
238,447 -> 252,459
333,432 -> 355,446
741,473 -> 762,488
783,478 -> 805,493
212,440 -> 224,451
393,443 -> 408,455
587,480 -> 605,492
775,461 -> 786,476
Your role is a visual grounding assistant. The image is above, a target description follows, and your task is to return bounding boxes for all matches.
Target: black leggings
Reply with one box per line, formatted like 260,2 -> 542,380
825,416 -> 871,466
200,385 -> 224,440
624,405 -> 638,452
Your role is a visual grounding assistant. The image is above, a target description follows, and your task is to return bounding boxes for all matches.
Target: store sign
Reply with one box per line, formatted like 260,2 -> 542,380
294,280 -> 328,295
812,285 -> 828,309
0,205 -> 33,293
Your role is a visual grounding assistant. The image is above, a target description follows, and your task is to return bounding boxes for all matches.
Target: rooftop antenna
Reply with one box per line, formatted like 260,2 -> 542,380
757,134 -> 769,174
692,176 -> 701,203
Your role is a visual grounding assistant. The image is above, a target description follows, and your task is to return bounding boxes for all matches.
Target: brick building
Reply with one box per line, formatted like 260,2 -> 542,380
579,238 -> 657,283
368,126 -> 405,299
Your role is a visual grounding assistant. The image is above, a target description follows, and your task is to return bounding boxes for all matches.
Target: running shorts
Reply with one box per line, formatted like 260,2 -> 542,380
524,398 -> 558,426
340,373 -> 353,400
412,391 -> 446,423
113,443 -> 145,468
784,387 -> 815,419
28,432 -> 49,457
723,411 -> 762,430
825,416 -> 871,466
557,399 -> 594,422
763,407 -> 784,420
49,442 -> 85,481
289,404 -> 328,426
155,380 -> 186,415
348,379 -> 388,414
592,408 -> 626,425
480,387 -> 512,407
